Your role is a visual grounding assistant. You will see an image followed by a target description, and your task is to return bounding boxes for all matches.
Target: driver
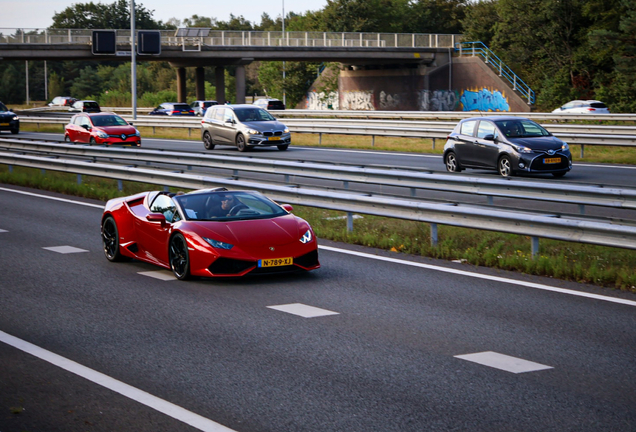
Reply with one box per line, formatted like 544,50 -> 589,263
221,194 -> 247,216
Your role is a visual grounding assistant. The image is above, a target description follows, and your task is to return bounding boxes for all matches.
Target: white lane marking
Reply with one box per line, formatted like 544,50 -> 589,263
139,270 -> 177,281
318,245 -> 636,307
0,187 -> 104,208
455,351 -> 553,374
3,187 -> 635,307
0,330 -> 237,432
267,303 -> 340,318
43,245 -> 89,254
575,163 -> 636,170
0,228 -> 7,233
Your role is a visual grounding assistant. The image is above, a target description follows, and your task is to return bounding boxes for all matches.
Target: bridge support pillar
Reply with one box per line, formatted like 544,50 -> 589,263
215,66 -> 226,104
177,67 -> 187,103
235,65 -> 246,104
195,67 -> 205,100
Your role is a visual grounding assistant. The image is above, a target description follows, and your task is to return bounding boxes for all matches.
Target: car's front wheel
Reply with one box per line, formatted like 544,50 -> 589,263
552,171 -> 567,178
236,133 -> 248,152
10,127 -> 19,134
64,135 -> 71,143
102,216 -> 126,262
202,131 -> 215,150
445,151 -> 462,173
277,144 -> 289,151
169,233 -> 191,280
90,137 -> 97,144
498,155 -> 513,177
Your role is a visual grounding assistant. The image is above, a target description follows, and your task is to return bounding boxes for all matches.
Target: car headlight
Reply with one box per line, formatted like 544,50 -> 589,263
96,130 -> 109,138
284,127 -> 290,133
12,115 -> 19,121
203,237 -> 234,250
561,142 -> 569,151
300,229 -> 313,244
516,145 -> 533,153
246,129 -> 260,135
134,129 -> 140,137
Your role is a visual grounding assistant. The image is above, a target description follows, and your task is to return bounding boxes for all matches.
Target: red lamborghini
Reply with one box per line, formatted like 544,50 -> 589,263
101,188 -> 320,279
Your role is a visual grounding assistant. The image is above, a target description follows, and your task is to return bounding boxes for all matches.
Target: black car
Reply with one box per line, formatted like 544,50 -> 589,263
149,102 -> 195,116
0,102 -> 19,134
443,116 -> 572,178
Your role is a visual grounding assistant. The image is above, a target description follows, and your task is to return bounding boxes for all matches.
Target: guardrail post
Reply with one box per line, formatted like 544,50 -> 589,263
77,174 -> 82,185
8,165 -> 12,173
347,212 -> 353,232
371,135 -> 375,147
430,223 -> 438,246
487,195 -> 494,205
188,128 -> 191,137
319,133 -> 322,145
432,138 -> 435,150
531,236 -> 539,258
343,181 -> 349,190
580,145 -> 585,158
579,204 -> 585,215
117,180 -> 123,191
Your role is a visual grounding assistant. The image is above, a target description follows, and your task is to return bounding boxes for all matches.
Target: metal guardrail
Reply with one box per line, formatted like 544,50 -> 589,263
18,114 -> 636,150
0,28 -> 461,49
2,148 -> 636,252
2,137 -> 636,214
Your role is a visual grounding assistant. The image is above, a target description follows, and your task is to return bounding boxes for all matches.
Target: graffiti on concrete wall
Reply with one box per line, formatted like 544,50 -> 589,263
460,88 -> 510,112
417,90 -> 458,111
306,91 -> 340,110
341,90 -> 375,110
379,91 -> 401,109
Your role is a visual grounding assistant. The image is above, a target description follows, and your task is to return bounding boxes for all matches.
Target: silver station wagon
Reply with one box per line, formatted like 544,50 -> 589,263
200,104 -> 291,152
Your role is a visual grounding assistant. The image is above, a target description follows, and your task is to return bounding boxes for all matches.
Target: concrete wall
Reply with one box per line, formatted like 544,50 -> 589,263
303,55 -> 531,112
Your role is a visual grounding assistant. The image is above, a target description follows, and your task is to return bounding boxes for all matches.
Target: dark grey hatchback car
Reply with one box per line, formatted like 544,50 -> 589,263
443,116 -> 572,178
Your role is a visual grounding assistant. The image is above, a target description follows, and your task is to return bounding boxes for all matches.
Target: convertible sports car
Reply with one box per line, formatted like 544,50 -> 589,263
101,188 -> 320,279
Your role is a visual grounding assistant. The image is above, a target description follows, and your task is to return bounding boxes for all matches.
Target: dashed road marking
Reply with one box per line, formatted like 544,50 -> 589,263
454,351 -> 553,374
43,245 -> 89,254
267,303 -> 340,318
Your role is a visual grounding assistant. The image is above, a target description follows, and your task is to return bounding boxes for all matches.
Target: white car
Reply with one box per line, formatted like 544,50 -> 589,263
552,100 -> 610,114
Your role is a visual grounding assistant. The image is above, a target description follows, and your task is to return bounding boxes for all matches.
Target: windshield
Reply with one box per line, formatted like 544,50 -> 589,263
91,115 -> 128,127
234,108 -> 276,122
0,102 -> 8,111
174,191 -> 287,221
495,119 -> 551,138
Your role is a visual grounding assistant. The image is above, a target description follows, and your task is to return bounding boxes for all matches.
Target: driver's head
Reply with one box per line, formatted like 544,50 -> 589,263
221,194 -> 235,210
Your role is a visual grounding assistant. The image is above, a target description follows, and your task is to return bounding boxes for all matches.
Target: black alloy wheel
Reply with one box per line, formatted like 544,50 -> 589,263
444,151 -> 462,173
10,127 -> 19,134
552,171 -> 567,178
64,135 -> 71,142
169,233 -> 191,280
202,131 -> 215,150
102,216 -> 125,261
277,144 -> 289,151
90,137 -> 97,144
498,155 -> 513,178
236,133 -> 248,152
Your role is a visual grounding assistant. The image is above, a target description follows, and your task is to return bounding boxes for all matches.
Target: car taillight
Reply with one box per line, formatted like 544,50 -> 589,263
169,110 -> 176,115
189,110 -> 194,114
587,108 -> 596,111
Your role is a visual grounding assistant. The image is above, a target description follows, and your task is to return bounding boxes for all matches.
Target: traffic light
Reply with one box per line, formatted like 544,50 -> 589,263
92,30 -> 116,55
137,31 -> 161,55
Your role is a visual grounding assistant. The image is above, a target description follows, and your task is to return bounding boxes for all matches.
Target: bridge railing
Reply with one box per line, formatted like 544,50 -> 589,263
0,28 -> 462,49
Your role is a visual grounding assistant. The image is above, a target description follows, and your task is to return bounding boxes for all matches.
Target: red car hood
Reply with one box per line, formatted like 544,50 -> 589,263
95,125 -> 136,134
194,214 -> 304,246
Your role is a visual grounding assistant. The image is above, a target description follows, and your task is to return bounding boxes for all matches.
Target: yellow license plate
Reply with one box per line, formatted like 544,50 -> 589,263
259,257 -> 292,267
268,136 -> 281,141
0,123 -> 9,126
544,157 -> 561,164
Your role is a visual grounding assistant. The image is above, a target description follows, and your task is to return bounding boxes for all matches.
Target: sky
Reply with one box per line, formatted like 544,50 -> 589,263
0,0 -> 329,30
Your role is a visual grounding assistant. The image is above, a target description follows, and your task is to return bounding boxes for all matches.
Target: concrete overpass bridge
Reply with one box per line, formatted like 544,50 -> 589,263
0,28 -> 531,111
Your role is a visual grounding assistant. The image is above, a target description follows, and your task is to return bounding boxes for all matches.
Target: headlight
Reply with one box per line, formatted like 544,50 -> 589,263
12,115 -> 19,121
284,127 -> 290,133
516,145 -> 533,153
203,237 -> 234,250
300,229 -> 312,244
561,142 -> 569,151
246,129 -> 260,135
134,129 -> 141,137
96,130 -> 109,138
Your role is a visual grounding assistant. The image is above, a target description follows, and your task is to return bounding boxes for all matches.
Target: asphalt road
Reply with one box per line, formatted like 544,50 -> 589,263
1,185 -> 635,431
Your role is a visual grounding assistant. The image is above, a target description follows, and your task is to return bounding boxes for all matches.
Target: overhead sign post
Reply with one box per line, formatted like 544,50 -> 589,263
130,0 -> 137,120
91,30 -> 116,55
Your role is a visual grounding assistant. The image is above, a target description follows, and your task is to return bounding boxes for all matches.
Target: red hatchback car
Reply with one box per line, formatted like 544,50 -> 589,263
64,112 -> 141,146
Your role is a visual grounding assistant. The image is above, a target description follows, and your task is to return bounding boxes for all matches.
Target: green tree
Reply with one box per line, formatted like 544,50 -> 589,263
258,61 -> 321,108
50,0 -> 172,29
69,66 -> 103,99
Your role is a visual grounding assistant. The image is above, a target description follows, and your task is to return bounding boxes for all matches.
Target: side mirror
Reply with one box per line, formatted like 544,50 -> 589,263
281,204 -> 293,212
81,124 -> 91,131
225,119 -> 234,125
483,134 -> 495,141
146,213 -> 166,225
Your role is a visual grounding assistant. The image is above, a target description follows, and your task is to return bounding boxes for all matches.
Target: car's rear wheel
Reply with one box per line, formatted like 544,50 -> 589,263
498,155 -> 513,177
444,151 -> 462,173
202,131 -> 215,150
102,216 -> 126,262
277,144 -> 289,151
236,133 -> 248,152
169,233 -> 191,280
